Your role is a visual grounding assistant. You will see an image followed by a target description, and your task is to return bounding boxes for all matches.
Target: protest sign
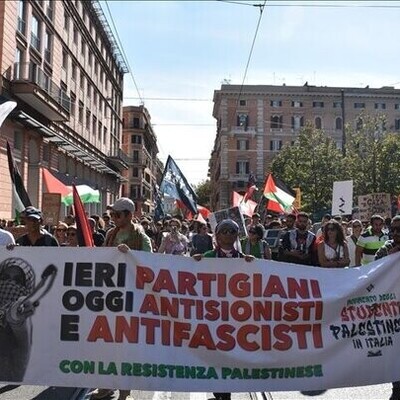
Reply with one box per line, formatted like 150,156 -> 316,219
1,247 -> 400,392
358,193 -> 391,222
332,180 -> 353,215
42,193 -> 61,226
209,206 -> 247,236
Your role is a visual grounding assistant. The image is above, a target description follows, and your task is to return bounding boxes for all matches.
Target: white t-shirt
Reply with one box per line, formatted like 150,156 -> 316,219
0,228 -> 15,246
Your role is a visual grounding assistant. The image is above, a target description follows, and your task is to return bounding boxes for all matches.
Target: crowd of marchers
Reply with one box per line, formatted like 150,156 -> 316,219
1,198 -> 400,400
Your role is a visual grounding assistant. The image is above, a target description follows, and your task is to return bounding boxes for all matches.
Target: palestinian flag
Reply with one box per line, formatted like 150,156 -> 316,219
263,174 -> 295,213
7,140 -> 32,221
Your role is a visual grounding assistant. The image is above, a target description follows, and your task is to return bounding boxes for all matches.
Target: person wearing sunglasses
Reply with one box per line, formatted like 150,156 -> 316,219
89,198 -> 152,400
193,219 -> 253,400
54,222 -> 68,246
241,223 -> 271,259
317,220 -> 350,268
375,215 -> 400,400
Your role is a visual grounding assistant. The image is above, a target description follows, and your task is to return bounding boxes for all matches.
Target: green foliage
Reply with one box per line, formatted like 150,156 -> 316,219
271,124 -> 346,213
194,179 -> 211,208
271,116 -> 400,214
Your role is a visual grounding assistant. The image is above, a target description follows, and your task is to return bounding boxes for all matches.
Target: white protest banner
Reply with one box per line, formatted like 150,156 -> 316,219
331,180 -> 353,215
1,247 -> 400,392
358,192 -> 391,222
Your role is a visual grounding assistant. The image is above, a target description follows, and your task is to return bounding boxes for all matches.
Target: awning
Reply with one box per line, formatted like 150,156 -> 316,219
42,168 -> 100,205
42,168 -> 70,197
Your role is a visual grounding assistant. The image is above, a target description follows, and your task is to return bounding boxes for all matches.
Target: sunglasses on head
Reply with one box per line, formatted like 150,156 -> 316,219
219,229 -> 237,235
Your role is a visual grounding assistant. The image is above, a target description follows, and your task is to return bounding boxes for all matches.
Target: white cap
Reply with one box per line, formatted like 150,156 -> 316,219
110,198 -> 135,213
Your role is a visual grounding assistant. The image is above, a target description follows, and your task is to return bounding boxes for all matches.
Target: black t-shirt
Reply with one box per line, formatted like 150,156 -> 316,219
17,233 -> 59,247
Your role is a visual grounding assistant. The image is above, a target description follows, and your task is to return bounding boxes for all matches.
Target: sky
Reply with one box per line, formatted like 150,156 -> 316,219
104,0 -> 400,186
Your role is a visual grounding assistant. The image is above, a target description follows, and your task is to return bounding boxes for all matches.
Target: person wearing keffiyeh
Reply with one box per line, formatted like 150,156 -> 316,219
0,257 -> 36,382
192,219 -> 254,400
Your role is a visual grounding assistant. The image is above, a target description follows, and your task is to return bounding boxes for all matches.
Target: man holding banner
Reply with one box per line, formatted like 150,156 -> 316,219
90,197 -> 152,400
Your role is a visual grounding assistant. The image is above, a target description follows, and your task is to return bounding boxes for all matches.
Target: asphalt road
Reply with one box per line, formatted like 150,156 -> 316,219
0,385 -> 393,400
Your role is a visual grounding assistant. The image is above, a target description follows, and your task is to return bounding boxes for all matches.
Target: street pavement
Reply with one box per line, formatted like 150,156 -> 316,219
0,385 -> 393,400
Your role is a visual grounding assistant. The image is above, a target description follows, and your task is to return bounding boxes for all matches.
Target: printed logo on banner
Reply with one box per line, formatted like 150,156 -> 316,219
329,286 -> 398,356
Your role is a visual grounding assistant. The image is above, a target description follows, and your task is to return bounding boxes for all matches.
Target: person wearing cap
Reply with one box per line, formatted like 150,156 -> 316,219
89,198 -> 151,400
15,207 -> 58,247
193,219 -> 253,400
103,198 -> 152,253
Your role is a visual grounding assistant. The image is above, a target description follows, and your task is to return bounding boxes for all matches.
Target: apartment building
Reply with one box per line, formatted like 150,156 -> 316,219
0,0 -> 128,218
121,105 -> 163,216
210,83 -> 400,210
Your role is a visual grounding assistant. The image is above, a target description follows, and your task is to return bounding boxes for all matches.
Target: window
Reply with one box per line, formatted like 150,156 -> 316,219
87,82 -> 91,98
92,116 -> 97,137
270,115 -> 283,129
98,121 -> 102,141
333,101 -> 342,108
130,185 -> 141,199
71,63 -> 77,81
292,116 -> 304,130
42,143 -> 50,162
62,50 -> 68,71
236,113 -> 249,128
291,101 -> 303,108
270,100 -> 282,107
86,109 -> 91,128
395,104 -> 400,110
31,15 -> 40,51
14,131 -> 23,150
354,102 -> 365,109
313,101 -> 324,108
17,0 -> 25,35
133,117 -> 140,128
70,92 -> 76,117
78,101 -> 83,123
239,99 -> 246,106
236,139 -> 249,150
88,51 -> 92,69
375,103 -> 386,110
103,126 -> 107,144
335,117 -> 342,130
131,134 -> 142,144
315,117 -> 322,129
132,167 -> 139,177
81,38 -> 85,58
44,31 -> 51,63
14,48 -> 23,78
64,13 -> 69,32
80,73 -> 85,90
270,140 -> 283,151
236,160 -> 249,175
73,25 -> 78,44
395,119 -> 400,131
133,150 -> 139,162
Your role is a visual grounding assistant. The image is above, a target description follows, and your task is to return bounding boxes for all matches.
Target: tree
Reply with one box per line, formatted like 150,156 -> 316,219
344,114 -> 400,196
194,179 -> 211,208
271,124 -> 348,214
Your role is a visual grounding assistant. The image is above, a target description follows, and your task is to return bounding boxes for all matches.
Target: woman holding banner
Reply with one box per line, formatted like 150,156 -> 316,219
317,220 -> 350,268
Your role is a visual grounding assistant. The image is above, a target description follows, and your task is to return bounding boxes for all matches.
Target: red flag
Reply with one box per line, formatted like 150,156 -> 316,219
232,191 -> 257,217
72,184 -> 94,247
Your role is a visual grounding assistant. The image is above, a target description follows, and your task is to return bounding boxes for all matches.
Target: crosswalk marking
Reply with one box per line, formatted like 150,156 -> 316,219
189,392 -> 208,400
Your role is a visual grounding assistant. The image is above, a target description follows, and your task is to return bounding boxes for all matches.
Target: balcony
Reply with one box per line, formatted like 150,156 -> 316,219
229,125 -> 257,136
7,62 -> 70,121
107,149 -> 130,171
